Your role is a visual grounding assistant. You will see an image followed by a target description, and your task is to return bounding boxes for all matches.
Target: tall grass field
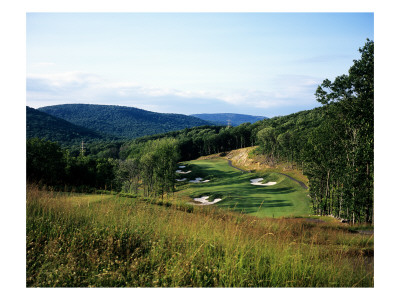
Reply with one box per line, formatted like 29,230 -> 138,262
26,184 -> 373,287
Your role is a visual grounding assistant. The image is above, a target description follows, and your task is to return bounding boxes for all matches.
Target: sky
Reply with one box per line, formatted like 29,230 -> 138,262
26,12 -> 374,117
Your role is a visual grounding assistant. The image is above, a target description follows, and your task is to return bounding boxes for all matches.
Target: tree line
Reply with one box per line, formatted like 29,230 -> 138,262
309,39 -> 374,223
26,137 -> 180,199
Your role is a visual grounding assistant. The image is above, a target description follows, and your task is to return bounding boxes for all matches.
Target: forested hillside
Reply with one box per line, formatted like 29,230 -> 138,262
39,104 -> 212,139
190,113 -> 268,126
26,106 -> 112,146
122,107 -> 325,162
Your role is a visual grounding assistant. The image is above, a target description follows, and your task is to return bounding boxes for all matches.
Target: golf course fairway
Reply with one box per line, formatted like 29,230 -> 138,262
177,159 -> 310,218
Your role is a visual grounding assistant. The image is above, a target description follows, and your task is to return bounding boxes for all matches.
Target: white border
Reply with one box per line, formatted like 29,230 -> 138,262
2,1 -> 398,299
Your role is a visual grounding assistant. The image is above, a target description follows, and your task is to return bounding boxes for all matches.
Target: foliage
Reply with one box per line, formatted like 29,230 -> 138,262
138,138 -> 180,198
27,138 -> 66,185
123,123 -> 257,161
257,127 -> 278,164
26,106 -> 113,146
308,39 -> 374,223
38,104 -> 212,139
115,158 -> 140,194
27,138 -> 117,191
253,40 -> 374,223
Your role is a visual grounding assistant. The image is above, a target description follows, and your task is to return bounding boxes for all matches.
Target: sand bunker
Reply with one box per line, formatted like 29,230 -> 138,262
192,196 -> 223,205
250,178 -> 277,186
189,177 -> 210,183
176,178 -> 187,182
176,170 -> 192,174
178,165 -> 186,169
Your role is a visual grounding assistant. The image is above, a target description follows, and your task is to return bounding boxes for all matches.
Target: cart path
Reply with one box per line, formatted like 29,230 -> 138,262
227,159 -> 308,189
227,159 -> 251,173
277,173 -> 308,189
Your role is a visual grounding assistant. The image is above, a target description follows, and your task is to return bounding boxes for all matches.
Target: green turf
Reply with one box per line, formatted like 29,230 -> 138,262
177,159 -> 311,218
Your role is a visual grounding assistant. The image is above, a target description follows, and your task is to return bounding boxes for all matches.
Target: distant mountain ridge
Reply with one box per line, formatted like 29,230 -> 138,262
26,106 -> 110,145
38,104 -> 212,139
190,113 -> 268,126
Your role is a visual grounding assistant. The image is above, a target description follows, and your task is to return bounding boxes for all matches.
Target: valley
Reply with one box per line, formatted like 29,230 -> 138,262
25,40 -> 374,287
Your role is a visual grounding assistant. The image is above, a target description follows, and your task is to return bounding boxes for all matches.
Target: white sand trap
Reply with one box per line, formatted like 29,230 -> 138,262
250,178 -> 277,186
189,177 -> 204,183
189,177 -> 211,183
178,165 -> 186,168
176,170 -> 192,174
192,196 -> 223,205
176,178 -> 187,182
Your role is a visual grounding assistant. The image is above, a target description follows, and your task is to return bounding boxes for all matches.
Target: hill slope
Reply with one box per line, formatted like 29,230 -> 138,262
39,104 -> 212,139
26,106 -> 109,145
190,113 -> 268,126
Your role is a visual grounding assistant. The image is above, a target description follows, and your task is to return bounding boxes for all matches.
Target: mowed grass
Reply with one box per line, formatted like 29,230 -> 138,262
26,184 -> 373,287
176,159 -> 310,218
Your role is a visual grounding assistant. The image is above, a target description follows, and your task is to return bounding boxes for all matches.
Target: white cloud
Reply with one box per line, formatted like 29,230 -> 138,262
26,71 -> 321,116
31,62 -> 56,68
27,72 -> 103,93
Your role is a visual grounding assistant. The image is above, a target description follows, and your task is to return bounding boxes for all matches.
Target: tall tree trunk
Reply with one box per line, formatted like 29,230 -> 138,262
339,183 -> 343,219
325,169 -> 330,214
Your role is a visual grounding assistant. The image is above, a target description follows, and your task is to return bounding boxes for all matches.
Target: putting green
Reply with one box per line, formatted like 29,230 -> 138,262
177,159 -> 310,218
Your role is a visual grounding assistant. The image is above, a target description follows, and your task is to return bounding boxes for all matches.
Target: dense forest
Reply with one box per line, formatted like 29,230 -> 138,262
26,106 -> 114,146
26,40 -> 373,223
38,104 -> 212,139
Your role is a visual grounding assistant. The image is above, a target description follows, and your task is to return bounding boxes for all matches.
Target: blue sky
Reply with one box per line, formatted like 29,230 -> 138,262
26,13 -> 374,117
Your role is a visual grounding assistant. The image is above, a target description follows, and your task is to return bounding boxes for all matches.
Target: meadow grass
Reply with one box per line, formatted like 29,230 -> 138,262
26,184 -> 373,287
177,159 -> 310,218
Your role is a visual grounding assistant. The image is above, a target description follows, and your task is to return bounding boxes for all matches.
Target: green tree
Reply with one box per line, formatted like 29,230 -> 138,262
277,131 -> 293,164
116,158 -> 140,193
26,138 -> 66,185
314,39 -> 374,223
257,127 -> 278,165
137,138 -> 180,198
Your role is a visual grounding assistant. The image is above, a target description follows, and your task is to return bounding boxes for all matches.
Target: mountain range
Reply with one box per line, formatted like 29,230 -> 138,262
27,104 -> 270,145
191,113 -> 268,126
26,106 -> 109,145
38,104 -> 212,140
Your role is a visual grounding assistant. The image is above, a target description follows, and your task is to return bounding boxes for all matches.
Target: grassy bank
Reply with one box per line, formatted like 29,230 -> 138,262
26,184 -> 373,287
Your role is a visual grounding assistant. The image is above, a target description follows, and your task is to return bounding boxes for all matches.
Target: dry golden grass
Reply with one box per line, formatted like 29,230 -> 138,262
26,184 -> 373,287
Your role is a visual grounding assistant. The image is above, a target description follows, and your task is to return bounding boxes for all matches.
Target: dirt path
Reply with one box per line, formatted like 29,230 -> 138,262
227,159 -> 308,189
